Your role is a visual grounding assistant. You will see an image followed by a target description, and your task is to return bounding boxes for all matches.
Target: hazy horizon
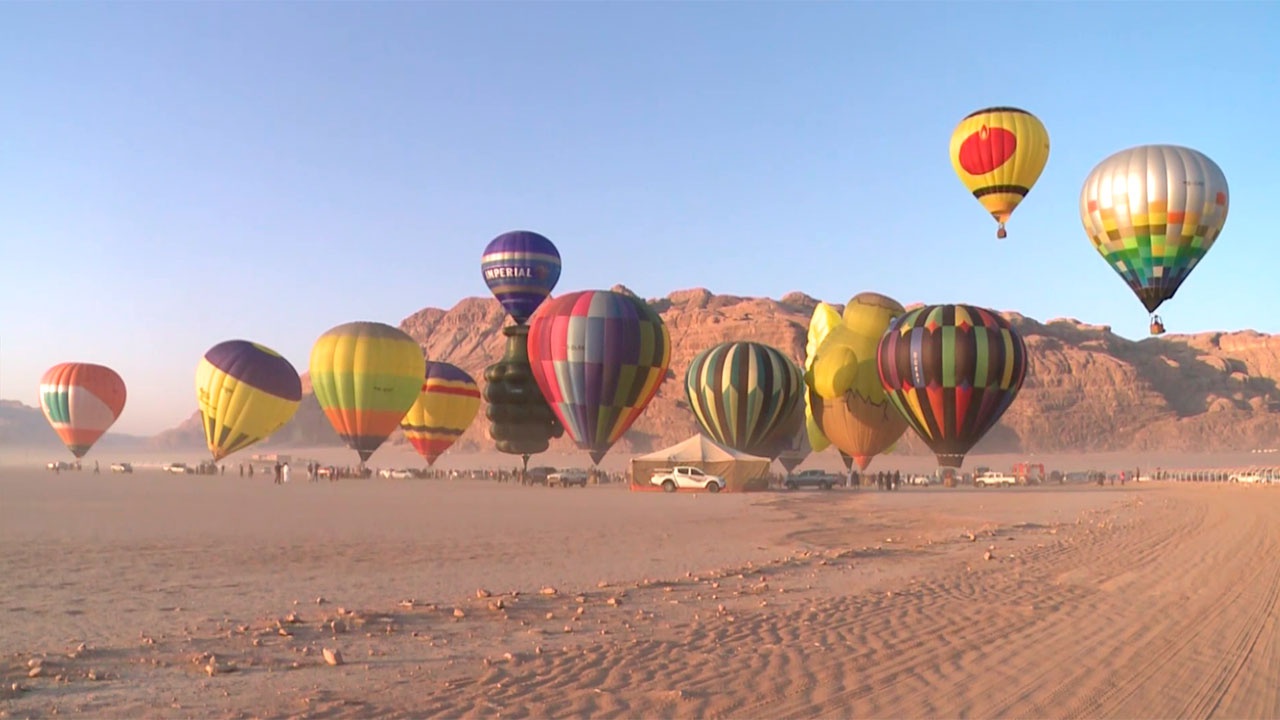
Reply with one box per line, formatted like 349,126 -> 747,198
5,2 -> 1278,434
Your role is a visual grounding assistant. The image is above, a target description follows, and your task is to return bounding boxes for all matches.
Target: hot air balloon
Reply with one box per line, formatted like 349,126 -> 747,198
686,341 -> 805,459
481,230 -> 562,325
527,289 -> 671,465
309,321 -> 426,463
950,106 -> 1050,239
876,304 -> 1027,468
195,340 -> 302,462
775,424 -> 812,474
400,361 -> 481,466
807,292 -> 909,471
38,363 -> 127,459
1080,144 -> 1229,336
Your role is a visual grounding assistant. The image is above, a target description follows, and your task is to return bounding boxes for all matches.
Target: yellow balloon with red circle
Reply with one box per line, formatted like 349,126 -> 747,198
949,106 -> 1050,239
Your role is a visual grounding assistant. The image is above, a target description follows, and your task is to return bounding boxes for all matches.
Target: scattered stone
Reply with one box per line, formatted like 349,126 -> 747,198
27,667 -> 43,679
316,597 -> 326,605
278,628 -> 292,637
563,626 -> 573,634
26,659 -> 42,669
86,669 -> 101,681
540,587 -> 558,596
476,588 -> 492,599
453,608 -> 466,619
597,581 -> 609,588
574,595 -> 587,604
487,599 -> 506,611
322,648 -> 344,666
545,612 -> 555,620
285,612 -> 301,624
984,551 -> 994,561
606,597 -> 621,607
330,619 -> 348,634
399,599 -> 416,608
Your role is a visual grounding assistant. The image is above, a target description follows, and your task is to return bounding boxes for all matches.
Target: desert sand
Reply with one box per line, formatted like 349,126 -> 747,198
3,457 -> 1280,719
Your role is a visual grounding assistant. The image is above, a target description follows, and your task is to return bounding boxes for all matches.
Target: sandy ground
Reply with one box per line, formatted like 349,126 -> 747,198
3,466 -> 1280,719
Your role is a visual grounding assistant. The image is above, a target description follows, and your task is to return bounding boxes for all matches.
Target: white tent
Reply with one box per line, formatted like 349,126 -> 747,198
629,434 -> 772,492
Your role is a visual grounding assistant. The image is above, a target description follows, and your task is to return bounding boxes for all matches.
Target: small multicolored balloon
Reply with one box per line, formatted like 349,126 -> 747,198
310,321 -> 426,463
400,361 -> 482,466
481,230 -> 562,324
38,362 -> 127,459
196,340 -> 302,461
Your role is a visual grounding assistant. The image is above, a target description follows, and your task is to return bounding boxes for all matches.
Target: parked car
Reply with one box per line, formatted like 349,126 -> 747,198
378,468 -> 416,479
784,469 -> 840,490
523,466 -> 556,486
906,474 -> 933,486
650,466 -> 725,493
163,462 -> 194,475
110,462 -> 133,474
547,469 -> 590,487
974,471 -> 1017,487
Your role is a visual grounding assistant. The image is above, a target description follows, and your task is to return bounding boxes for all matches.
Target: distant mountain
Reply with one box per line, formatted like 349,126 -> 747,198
1,399 -> 148,452
17,289 -> 1280,457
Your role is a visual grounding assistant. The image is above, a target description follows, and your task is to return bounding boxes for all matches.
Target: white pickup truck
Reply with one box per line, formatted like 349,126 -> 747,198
974,471 -> 1018,487
650,466 -> 725,493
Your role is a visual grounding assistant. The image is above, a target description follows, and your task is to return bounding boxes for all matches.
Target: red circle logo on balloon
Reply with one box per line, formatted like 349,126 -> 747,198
958,126 -> 1017,176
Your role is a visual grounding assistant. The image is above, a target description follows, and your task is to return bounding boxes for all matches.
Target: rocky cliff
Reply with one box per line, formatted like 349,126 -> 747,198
135,289 -> 1280,456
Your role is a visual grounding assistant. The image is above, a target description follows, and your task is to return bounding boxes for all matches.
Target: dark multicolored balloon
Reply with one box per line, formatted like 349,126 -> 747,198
527,289 -> 671,465
481,231 -> 562,324
876,304 -> 1027,468
686,341 -> 805,459
39,362 -> 127,459
196,340 -> 303,461
400,361 -> 482,466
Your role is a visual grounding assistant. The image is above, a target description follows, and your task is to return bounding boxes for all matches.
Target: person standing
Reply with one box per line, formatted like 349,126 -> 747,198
273,461 -> 282,485
93,460 -> 100,474
282,462 -> 291,484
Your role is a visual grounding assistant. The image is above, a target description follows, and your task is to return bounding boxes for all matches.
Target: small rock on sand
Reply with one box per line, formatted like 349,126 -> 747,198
323,648 -> 344,666
476,588 -> 492,598
540,586 -> 558,596
453,608 -> 466,619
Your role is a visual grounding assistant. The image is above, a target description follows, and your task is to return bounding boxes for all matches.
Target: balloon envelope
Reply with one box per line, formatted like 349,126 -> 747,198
527,289 -> 671,464
196,340 -> 302,461
876,304 -> 1027,468
400,361 -> 482,466
309,321 -> 426,463
39,362 -> 127,459
1080,144 -> 1229,316
686,341 -> 805,459
808,292 -> 909,471
481,231 -> 562,324
950,106 -> 1050,238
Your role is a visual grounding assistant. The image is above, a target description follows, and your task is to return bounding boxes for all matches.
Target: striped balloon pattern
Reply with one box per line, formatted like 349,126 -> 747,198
196,340 -> 303,461
685,341 -> 806,459
400,361 -> 482,466
39,362 -> 127,459
876,304 -> 1027,468
527,290 -> 671,465
310,321 -> 426,463
481,230 -> 562,325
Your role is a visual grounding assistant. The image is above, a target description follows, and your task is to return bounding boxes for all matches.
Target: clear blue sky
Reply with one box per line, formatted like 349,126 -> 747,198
3,2 -> 1278,435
